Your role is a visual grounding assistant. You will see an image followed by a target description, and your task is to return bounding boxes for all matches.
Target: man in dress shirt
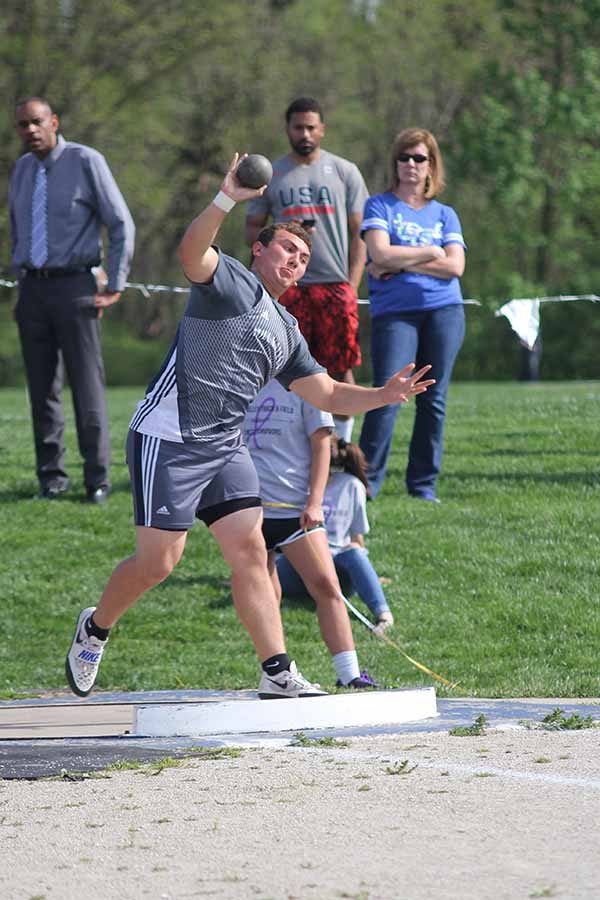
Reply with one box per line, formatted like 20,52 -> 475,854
9,97 -> 135,502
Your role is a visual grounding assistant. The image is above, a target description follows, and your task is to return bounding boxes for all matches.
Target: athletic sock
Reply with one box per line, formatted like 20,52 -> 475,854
333,416 -> 354,443
86,614 -> 110,642
333,650 -> 360,685
261,653 -> 292,676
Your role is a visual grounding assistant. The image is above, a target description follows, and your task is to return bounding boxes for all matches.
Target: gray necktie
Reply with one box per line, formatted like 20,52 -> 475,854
30,164 -> 48,268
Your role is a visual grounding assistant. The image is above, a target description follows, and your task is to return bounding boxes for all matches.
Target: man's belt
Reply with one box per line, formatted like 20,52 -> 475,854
24,266 -> 93,278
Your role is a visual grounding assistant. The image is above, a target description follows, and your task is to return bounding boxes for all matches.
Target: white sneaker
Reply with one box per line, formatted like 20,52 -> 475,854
65,607 -> 108,697
258,661 -> 327,699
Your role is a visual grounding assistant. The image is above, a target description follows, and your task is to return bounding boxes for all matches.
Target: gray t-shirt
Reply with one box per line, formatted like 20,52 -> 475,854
323,471 -> 369,554
130,251 -> 325,450
246,149 -> 368,285
243,379 -> 334,517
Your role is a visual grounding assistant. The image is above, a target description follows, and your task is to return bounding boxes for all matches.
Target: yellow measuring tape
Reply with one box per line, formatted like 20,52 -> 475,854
264,501 -> 457,689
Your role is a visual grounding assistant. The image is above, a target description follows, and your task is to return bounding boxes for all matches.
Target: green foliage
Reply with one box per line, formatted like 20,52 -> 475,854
0,0 -> 600,316
2,2 -> 600,380
187,746 -> 243,759
540,707 -> 597,731
454,0 -> 600,297
449,714 -> 488,737
292,732 -> 350,747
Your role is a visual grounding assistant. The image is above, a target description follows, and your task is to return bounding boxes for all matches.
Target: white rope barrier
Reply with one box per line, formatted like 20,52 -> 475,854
1,276 -> 597,349
0,276 -> 482,308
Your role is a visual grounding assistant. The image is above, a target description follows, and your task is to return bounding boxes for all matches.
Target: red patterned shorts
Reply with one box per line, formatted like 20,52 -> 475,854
278,282 -> 361,376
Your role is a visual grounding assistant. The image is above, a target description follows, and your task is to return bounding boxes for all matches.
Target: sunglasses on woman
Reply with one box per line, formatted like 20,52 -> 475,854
397,153 -> 428,164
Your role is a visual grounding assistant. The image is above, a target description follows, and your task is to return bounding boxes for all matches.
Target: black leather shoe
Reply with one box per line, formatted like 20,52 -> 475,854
86,486 -> 110,504
39,482 -> 70,499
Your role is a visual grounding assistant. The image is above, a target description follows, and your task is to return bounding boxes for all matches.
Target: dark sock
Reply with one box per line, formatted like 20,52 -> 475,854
85,614 -> 110,641
261,653 -> 291,676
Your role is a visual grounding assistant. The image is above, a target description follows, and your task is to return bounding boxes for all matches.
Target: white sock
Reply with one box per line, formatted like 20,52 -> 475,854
333,416 -> 354,442
333,650 -> 360,685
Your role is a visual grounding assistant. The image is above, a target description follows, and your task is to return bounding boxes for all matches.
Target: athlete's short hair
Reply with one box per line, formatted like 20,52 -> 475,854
285,97 -> 324,123
255,221 -> 312,255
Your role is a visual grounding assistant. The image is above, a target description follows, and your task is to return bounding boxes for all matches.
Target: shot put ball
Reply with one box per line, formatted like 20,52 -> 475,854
236,154 -> 273,189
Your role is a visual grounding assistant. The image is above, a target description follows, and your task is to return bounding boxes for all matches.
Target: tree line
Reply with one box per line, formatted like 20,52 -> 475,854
1,0 -> 599,382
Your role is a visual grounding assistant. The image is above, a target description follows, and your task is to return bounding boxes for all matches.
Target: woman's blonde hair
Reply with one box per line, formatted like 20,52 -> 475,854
389,127 -> 446,199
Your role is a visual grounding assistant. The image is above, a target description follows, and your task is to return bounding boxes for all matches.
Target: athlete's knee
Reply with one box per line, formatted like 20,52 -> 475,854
132,550 -> 180,587
226,530 -> 268,574
304,571 -> 342,604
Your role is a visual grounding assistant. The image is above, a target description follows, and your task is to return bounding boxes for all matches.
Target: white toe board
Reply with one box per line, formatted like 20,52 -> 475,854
135,687 -> 437,737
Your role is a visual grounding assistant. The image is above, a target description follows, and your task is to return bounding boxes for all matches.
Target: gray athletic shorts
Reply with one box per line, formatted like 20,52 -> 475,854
126,429 -> 261,530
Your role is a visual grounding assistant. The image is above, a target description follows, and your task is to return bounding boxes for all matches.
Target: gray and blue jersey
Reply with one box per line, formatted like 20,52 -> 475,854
130,251 -> 325,454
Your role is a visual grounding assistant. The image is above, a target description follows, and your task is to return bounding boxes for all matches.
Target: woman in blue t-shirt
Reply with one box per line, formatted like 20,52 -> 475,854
359,128 -> 466,501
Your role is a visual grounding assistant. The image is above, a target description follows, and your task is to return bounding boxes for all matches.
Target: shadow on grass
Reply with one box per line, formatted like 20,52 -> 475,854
0,478 -> 132,504
480,448 -> 600,458
449,470 -> 600,487
154,573 -> 230,600
282,594 -> 317,612
384,465 -> 599,488
156,576 -> 320,613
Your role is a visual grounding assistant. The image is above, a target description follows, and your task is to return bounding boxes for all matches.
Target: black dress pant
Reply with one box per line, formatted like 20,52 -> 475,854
15,272 -> 111,491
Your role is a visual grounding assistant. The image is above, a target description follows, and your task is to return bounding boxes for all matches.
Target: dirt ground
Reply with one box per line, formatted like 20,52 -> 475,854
2,725 -> 599,900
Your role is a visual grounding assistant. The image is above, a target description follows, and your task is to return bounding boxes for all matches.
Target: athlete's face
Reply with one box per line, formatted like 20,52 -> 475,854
286,111 -> 325,158
15,101 -> 58,158
252,231 -> 311,297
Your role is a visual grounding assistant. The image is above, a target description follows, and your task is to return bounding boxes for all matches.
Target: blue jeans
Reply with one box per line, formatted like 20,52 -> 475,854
276,547 -> 390,619
359,304 -> 465,498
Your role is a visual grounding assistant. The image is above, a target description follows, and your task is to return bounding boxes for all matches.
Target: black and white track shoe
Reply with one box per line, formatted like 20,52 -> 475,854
65,607 -> 108,697
258,661 -> 327,699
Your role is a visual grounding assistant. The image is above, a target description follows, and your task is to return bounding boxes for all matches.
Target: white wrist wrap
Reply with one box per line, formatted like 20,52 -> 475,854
213,190 -> 236,213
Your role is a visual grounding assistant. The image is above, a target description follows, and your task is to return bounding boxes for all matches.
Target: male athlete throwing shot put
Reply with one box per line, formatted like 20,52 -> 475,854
65,153 -> 434,699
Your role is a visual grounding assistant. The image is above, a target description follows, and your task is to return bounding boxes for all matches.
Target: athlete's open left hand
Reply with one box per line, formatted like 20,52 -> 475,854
380,364 -> 436,405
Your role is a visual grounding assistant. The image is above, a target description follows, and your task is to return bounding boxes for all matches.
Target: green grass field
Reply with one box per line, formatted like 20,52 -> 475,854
0,382 -> 598,699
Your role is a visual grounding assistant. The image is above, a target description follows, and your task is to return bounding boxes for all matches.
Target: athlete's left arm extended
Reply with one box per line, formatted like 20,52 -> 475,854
290,365 -> 435,416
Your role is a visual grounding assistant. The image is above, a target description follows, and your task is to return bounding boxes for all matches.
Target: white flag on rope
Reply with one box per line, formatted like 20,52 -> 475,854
496,299 -> 540,350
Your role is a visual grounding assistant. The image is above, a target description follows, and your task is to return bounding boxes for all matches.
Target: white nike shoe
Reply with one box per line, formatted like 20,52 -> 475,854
258,661 -> 327,699
65,607 -> 108,697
